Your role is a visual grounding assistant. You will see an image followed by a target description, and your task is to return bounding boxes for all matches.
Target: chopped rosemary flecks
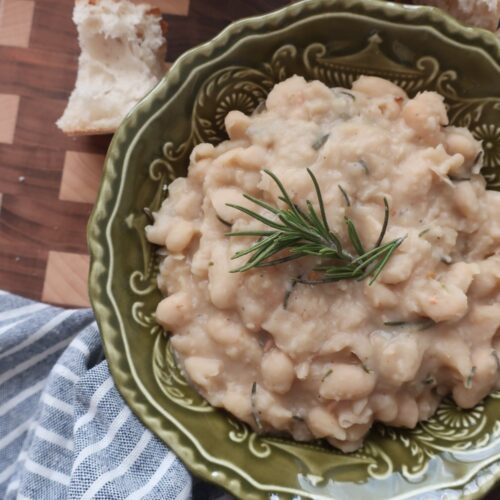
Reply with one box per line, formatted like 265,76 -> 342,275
208,261 -> 214,267
473,150 -> 483,171
321,369 -> 333,382
465,366 -> 477,389
254,100 -> 267,114
492,351 -> 500,373
143,207 -> 154,222
312,134 -> 330,151
357,160 -> 369,175
292,415 -> 305,422
423,375 -> 436,385
338,185 -> 351,206
251,382 -> 263,430
338,90 -> 355,100
419,228 -> 431,237
226,169 -> 404,285
448,175 -> 471,182
384,320 -> 407,327
361,363 -> 371,374
384,318 -> 436,331
283,277 -> 300,309
216,215 -> 232,227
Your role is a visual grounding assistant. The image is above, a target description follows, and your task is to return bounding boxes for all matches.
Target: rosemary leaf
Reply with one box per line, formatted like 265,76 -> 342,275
283,277 -> 299,309
251,382 -> 262,431
338,90 -> 355,100
448,176 -> 471,182
465,366 -> 477,389
374,197 -> 390,248
345,218 -> 365,256
227,170 -> 402,285
321,369 -> 333,382
384,320 -> 407,327
493,351 -> 500,373
143,207 -> 154,222
384,318 -> 435,331
361,363 -> 371,374
254,100 -> 267,114
338,185 -> 351,206
216,215 -> 232,227
312,134 -> 330,151
357,160 -> 369,175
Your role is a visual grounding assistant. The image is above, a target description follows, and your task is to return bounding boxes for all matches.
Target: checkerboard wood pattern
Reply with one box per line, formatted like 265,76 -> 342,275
0,0 -> 289,308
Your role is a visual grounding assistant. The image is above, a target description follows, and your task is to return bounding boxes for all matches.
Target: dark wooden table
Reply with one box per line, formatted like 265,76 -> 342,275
0,0 -> 497,497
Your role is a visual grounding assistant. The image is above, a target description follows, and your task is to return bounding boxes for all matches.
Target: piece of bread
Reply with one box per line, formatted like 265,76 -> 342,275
57,0 -> 167,136
418,0 -> 500,32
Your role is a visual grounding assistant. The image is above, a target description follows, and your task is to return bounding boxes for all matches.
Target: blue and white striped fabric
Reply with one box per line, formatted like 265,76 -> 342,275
0,291 -> 229,500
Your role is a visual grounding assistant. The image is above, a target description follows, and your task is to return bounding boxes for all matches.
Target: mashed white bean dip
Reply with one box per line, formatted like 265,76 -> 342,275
146,75 -> 500,451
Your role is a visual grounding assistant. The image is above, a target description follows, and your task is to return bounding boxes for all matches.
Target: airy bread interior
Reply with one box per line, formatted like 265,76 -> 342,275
57,0 -> 167,135
419,0 -> 500,31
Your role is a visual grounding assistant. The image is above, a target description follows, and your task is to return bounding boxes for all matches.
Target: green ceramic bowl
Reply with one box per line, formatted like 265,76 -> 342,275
88,0 -> 500,498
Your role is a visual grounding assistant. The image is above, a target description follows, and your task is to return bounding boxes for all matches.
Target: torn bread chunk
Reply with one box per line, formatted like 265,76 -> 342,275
57,0 -> 167,136
419,0 -> 500,32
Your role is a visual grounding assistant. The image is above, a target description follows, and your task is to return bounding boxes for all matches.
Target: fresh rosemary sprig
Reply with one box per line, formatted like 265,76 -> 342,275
226,169 -> 405,285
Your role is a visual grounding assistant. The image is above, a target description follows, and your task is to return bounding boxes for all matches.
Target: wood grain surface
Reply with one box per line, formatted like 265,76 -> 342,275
0,1 -> 498,498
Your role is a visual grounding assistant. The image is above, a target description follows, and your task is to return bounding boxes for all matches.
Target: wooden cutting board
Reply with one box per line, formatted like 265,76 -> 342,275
0,0 -> 289,308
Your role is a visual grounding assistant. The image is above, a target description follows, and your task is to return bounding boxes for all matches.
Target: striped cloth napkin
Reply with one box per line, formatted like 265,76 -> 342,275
0,291 -> 230,500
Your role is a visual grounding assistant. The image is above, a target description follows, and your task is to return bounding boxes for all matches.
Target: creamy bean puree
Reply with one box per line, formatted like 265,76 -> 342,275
146,75 -> 500,451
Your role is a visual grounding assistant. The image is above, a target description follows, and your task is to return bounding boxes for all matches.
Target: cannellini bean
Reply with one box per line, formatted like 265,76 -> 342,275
209,187 -> 246,224
379,254 -> 415,285
319,364 -> 376,400
432,337 -> 471,378
364,282 -> 399,308
184,356 -> 222,389
307,407 -> 346,440
370,393 -> 398,422
392,394 -> 419,428
470,257 -> 500,298
223,388 -> 252,424
145,217 -> 170,246
189,143 -> 216,163
206,315 -> 241,345
415,279 -> 468,323
261,349 -> 295,394
444,127 -> 480,163
453,182 -> 479,219
255,389 -> 293,429
375,335 -> 423,385
174,190 -> 202,219
208,243 -> 242,309
443,262 -> 479,292
352,76 -> 406,99
155,292 -> 192,330
165,220 -> 196,253
402,92 -> 448,138
467,305 -> 500,342
225,110 -> 251,140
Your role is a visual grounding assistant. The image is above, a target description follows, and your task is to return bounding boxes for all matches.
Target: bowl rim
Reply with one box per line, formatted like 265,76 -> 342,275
88,0 -> 500,498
